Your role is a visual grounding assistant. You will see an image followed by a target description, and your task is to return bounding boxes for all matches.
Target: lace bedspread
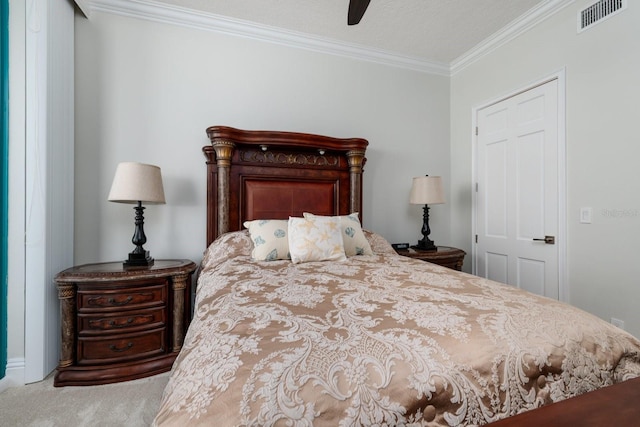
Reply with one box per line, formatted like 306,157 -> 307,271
154,231 -> 640,426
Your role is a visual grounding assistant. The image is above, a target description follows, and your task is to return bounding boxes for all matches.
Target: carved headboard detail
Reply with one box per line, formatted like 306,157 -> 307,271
203,126 -> 368,247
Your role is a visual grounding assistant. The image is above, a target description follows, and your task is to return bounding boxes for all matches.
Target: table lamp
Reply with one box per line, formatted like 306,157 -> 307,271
409,175 -> 444,251
108,162 -> 165,267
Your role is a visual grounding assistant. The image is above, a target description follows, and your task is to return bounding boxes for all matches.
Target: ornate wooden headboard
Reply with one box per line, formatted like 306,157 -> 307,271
203,126 -> 368,247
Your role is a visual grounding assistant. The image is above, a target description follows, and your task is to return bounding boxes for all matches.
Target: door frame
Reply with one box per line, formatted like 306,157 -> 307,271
471,69 -> 567,302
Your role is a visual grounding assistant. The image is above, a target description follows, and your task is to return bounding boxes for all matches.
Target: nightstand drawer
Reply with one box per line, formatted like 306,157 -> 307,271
77,329 -> 166,365
78,284 -> 167,312
79,307 -> 166,335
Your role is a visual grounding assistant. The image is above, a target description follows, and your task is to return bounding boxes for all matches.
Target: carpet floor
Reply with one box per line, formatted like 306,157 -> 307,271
0,372 -> 169,427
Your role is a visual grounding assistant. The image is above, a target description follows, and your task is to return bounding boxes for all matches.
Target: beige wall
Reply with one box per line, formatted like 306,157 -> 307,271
74,11 -> 451,267
451,0 -> 640,337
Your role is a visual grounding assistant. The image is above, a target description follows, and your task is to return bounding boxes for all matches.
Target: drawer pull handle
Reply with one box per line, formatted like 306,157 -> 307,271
108,296 -> 133,306
109,318 -> 134,327
109,342 -> 133,353
88,314 -> 154,330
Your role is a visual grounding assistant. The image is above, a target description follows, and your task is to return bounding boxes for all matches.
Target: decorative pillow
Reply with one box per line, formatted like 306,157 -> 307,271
303,212 -> 374,256
243,219 -> 290,261
288,216 -> 347,264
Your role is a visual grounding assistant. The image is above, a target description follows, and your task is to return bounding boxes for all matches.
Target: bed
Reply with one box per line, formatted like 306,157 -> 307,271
153,126 -> 640,426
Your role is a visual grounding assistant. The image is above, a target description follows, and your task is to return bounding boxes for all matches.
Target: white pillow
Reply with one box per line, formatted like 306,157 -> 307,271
303,212 -> 373,256
243,219 -> 290,261
288,216 -> 347,264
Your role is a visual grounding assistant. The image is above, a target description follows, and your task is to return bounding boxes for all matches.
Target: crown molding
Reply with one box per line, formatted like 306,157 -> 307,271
87,0 -> 573,78
89,0 -> 450,76
450,0 -> 575,75
74,0 -> 91,18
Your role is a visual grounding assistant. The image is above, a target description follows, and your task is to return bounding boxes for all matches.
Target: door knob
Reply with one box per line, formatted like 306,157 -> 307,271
533,236 -> 555,244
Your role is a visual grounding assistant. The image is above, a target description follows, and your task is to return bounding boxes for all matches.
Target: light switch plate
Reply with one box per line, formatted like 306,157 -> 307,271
580,207 -> 592,224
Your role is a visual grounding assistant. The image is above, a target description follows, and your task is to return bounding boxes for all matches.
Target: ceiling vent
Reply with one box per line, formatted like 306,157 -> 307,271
578,0 -> 627,32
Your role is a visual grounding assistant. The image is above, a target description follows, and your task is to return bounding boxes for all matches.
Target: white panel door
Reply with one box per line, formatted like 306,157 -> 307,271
476,79 -> 559,299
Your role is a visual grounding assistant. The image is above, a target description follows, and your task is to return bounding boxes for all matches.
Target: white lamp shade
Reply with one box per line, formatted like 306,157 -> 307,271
108,162 -> 166,204
409,176 -> 445,205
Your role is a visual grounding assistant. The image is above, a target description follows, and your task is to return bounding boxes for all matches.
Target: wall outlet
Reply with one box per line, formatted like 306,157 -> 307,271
611,317 -> 625,330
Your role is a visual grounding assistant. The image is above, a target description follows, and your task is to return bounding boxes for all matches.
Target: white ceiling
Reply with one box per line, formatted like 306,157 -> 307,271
150,0 -> 546,66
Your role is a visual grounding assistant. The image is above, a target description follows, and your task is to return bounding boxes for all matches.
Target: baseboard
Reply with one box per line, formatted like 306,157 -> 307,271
0,358 -> 25,392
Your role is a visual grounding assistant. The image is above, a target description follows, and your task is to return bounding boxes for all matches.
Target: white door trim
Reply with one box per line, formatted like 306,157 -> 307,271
471,69 -> 567,302
24,0 -> 75,383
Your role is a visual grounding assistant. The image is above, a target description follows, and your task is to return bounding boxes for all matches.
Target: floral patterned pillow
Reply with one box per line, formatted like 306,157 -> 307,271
303,212 -> 374,256
243,219 -> 290,261
288,216 -> 347,264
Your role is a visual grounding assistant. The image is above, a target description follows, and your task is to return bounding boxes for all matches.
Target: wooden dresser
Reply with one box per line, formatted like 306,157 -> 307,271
54,259 -> 197,387
395,246 -> 466,271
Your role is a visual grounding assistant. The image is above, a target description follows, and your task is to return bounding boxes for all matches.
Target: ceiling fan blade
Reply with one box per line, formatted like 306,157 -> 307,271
348,0 -> 371,25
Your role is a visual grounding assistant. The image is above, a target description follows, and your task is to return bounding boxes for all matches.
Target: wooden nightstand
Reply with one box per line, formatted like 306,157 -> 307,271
395,246 -> 466,271
54,259 -> 197,387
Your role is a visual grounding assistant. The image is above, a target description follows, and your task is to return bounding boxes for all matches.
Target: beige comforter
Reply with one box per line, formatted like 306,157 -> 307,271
154,231 -> 640,426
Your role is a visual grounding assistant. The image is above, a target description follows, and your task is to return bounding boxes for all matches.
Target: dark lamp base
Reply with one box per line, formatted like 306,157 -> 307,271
412,239 -> 437,252
124,251 -> 154,268
414,203 -> 438,252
